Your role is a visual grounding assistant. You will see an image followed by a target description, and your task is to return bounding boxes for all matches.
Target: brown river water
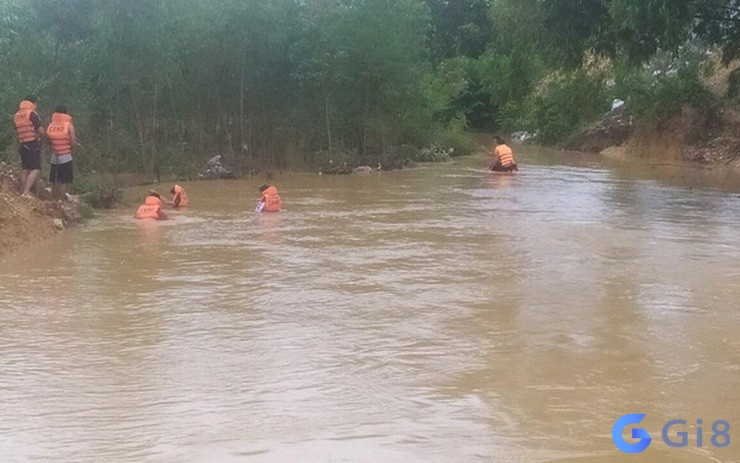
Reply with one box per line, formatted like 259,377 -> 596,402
1,149 -> 739,462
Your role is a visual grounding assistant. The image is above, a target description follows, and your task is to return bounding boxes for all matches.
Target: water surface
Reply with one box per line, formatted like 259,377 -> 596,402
1,150 -> 739,462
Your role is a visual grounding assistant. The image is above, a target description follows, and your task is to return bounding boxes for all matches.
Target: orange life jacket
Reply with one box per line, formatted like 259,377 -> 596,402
494,144 -> 515,167
47,112 -> 73,155
260,186 -> 281,212
13,100 -> 39,143
135,195 -> 167,220
172,184 -> 189,207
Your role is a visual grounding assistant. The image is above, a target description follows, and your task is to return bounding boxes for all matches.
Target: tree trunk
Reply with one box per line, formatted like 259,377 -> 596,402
363,74 -> 370,160
240,55 -> 246,157
152,84 -> 160,182
324,85 -> 332,158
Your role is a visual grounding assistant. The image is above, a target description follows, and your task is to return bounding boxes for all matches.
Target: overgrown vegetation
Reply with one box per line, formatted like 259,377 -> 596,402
0,0 -> 472,175
613,52 -> 717,128
481,0 -> 740,143
68,179 -> 123,209
1,0 -> 738,174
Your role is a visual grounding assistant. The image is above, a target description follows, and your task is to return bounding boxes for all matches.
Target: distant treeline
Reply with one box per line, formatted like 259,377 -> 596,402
1,0 -> 737,175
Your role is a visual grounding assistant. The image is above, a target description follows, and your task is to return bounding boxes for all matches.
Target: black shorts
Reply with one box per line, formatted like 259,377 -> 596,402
50,161 -> 73,184
19,142 -> 41,171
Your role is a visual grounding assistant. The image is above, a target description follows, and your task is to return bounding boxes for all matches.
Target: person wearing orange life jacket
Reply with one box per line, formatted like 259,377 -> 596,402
13,96 -> 45,198
256,184 -> 281,212
135,191 -> 169,220
489,136 -> 518,172
170,184 -> 189,207
46,105 -> 78,200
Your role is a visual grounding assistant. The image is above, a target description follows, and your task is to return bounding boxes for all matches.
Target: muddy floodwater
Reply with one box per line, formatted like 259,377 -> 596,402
1,150 -> 739,462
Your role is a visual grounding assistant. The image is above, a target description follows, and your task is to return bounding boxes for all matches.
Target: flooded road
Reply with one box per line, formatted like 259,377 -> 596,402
1,151 -> 739,462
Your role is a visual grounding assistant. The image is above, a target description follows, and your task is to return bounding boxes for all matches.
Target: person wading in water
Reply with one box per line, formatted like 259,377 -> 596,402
489,136 -> 518,172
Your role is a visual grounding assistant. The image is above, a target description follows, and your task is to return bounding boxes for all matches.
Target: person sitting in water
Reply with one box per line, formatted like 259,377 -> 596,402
170,184 -> 189,207
255,184 -> 281,212
135,190 -> 169,220
489,136 -> 518,172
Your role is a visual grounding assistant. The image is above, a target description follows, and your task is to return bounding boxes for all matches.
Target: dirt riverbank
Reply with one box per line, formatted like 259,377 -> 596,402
565,104 -> 740,169
0,162 -> 83,257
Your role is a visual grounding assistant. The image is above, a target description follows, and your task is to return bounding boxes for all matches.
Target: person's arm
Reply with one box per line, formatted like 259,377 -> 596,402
68,124 -> 78,151
31,112 -> 45,138
488,146 -> 498,168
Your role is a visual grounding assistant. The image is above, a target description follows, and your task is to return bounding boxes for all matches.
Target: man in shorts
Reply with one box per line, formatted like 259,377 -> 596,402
13,96 -> 45,198
46,105 -> 77,200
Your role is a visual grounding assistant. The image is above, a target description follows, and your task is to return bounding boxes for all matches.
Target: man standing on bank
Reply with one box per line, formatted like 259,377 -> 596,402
46,105 -> 77,200
13,96 -> 45,198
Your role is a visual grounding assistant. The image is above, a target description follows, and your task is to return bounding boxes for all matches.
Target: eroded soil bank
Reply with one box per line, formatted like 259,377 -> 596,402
568,105 -> 740,169
0,162 -> 83,256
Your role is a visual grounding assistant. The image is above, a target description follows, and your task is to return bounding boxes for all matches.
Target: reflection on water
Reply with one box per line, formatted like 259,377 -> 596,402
1,150 -> 739,462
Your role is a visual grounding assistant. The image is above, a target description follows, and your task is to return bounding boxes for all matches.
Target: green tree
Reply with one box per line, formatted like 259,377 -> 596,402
427,0 -> 493,60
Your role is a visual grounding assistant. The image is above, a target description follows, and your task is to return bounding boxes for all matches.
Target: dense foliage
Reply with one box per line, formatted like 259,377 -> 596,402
1,0 -> 470,175
483,0 -> 739,139
1,0 -> 738,174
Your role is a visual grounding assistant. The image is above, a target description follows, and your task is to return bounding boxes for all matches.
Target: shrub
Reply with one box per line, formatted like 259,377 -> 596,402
414,144 -> 452,162
613,51 -> 716,128
69,177 -> 123,209
429,115 -> 475,156
520,70 -> 610,144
